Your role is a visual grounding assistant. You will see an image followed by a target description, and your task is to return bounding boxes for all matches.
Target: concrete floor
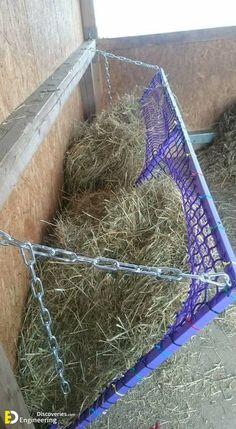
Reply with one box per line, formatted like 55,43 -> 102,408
91,316 -> 236,429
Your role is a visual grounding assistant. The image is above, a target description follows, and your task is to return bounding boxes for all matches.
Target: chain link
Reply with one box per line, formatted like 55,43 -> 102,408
0,230 -> 232,395
96,49 -> 160,70
0,231 -> 70,395
94,48 -> 160,106
0,48 -> 230,398
30,241 -> 231,289
81,46 -> 161,108
103,54 -> 112,105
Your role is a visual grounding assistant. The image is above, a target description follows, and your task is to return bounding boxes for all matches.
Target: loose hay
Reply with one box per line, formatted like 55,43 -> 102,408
17,179 -> 188,420
17,93 -> 236,429
17,93 -> 190,422
64,94 -> 145,194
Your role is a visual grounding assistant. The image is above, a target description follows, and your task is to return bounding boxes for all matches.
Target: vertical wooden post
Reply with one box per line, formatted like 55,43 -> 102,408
80,0 -> 97,40
80,0 -> 97,120
0,344 -> 35,429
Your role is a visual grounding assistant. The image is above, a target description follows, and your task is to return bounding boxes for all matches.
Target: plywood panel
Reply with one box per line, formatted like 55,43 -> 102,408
54,0 -> 84,59
0,0 -> 84,123
24,0 -> 84,84
99,28 -> 236,130
0,86 -> 83,367
0,40 -> 95,209
0,345 -> 35,428
24,0 -> 62,83
0,0 -> 39,123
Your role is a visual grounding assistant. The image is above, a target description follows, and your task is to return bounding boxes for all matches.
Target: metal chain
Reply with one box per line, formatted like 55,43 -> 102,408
0,231 -> 70,395
32,240 -> 230,289
95,48 -> 160,105
96,49 -> 160,70
103,54 -> 113,105
0,229 -> 232,395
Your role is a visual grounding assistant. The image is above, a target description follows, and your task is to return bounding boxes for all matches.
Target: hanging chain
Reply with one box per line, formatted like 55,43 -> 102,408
31,243 -> 231,288
96,49 -> 160,70
0,231 -> 70,395
0,231 -> 230,289
93,49 -> 160,107
0,230 -> 231,394
0,47 -> 230,398
103,54 -> 113,105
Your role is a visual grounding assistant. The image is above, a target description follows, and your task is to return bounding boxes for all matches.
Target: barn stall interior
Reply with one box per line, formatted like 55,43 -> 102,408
0,1 -> 236,429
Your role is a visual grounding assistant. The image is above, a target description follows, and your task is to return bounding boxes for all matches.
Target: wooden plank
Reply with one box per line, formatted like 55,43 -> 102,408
0,0 -> 39,123
24,0 -> 84,83
80,0 -> 97,40
0,0 -> 84,125
99,26 -> 236,50
0,87 -> 84,367
53,0 -> 84,60
80,63 -> 97,120
80,0 -> 97,120
99,32 -> 236,130
0,344 -> 35,429
0,40 -> 96,210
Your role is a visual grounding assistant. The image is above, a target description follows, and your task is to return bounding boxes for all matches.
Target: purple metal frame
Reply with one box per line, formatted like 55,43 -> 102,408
70,290 -> 236,429
60,70 -> 236,429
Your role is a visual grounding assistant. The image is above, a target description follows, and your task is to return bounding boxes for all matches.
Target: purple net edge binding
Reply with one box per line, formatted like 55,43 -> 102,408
70,290 -> 236,429
57,69 -> 236,429
135,68 -> 236,334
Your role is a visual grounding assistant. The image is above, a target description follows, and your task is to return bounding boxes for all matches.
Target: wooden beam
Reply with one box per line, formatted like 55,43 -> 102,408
99,26 -> 236,50
0,40 -> 96,209
80,63 -> 97,120
80,0 -> 97,40
80,0 -> 97,120
0,344 -> 35,429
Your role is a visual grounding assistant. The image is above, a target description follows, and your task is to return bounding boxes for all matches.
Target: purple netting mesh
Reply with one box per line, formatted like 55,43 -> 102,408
67,67 -> 236,429
136,69 -> 235,335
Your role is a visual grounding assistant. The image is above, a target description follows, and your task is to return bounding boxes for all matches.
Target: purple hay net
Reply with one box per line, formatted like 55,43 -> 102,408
62,69 -> 236,429
136,68 -> 236,335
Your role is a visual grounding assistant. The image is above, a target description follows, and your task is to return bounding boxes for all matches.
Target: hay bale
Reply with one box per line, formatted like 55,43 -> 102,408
64,94 -> 145,194
17,178 -> 188,419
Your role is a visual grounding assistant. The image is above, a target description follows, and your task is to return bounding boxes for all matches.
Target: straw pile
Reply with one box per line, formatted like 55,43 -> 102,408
17,94 -> 189,421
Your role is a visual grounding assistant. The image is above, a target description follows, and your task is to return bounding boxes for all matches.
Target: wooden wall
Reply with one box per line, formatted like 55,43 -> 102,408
98,27 -> 236,130
0,0 -> 84,123
0,0 -> 85,366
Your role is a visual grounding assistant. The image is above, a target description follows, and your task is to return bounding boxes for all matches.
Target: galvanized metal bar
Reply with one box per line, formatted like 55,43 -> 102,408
189,130 -> 216,147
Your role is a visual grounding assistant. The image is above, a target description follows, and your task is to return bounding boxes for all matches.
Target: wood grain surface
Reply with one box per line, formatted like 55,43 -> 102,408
98,27 -> 236,130
0,344 -> 35,428
0,0 -> 87,366
0,87 -> 83,366
0,0 -> 84,123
